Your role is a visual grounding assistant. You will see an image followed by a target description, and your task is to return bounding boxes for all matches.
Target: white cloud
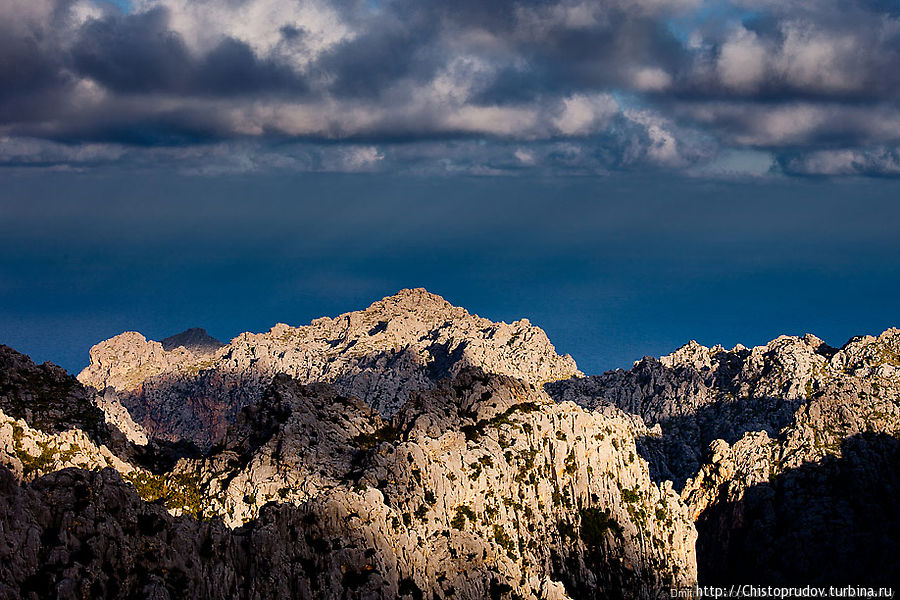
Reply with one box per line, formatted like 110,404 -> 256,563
784,147 -> 900,176
625,110 -> 684,166
133,0 -> 353,69
552,94 -> 619,136
443,104 -> 541,137
338,145 -> 383,171
631,67 -> 673,91
775,22 -> 860,92
0,136 -> 125,164
514,148 -> 536,165
717,26 -> 768,92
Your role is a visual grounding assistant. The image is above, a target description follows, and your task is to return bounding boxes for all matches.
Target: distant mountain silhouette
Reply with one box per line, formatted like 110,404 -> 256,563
160,328 -> 224,353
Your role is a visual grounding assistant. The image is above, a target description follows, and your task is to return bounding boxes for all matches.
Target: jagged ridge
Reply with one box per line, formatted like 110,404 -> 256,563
78,289 -> 580,447
1,293 -> 899,594
1,361 -> 696,599
549,328 -> 900,586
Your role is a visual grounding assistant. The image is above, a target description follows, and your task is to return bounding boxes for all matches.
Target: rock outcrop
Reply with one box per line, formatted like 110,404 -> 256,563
1,293 -> 898,594
193,370 -> 697,594
78,289 -> 580,447
1,365 -> 696,599
550,328 -> 900,586
547,330 -> 900,488
1,345 -> 109,441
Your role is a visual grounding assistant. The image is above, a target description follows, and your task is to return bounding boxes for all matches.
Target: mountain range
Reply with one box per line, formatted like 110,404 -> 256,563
1,289 -> 898,598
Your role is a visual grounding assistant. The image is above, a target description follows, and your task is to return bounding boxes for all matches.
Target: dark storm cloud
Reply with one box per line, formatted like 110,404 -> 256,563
312,12 -> 439,100
470,12 -> 688,105
0,1 -> 75,127
2,0 -> 900,175
72,8 -> 308,96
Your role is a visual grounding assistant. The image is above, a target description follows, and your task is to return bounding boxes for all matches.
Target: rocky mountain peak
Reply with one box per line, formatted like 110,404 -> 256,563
77,289 -> 580,446
2,304 -> 899,595
659,340 -> 713,371
82,331 -> 198,394
832,326 -> 900,376
370,286 -> 454,311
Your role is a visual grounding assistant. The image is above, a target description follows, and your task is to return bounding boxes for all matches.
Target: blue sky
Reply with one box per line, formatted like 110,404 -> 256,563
1,0 -> 899,374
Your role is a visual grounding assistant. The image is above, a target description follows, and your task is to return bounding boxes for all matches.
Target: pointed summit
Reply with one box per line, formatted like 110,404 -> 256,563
78,290 -> 580,445
160,328 -> 224,354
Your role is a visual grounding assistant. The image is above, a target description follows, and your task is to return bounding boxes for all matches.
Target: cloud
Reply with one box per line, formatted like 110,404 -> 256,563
716,26 -> 767,92
553,94 -> 619,136
673,101 -> 900,148
1,0 -> 900,176
780,147 -> 900,177
0,135 -> 126,168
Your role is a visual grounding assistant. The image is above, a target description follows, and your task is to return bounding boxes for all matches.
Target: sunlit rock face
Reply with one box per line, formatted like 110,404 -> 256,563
550,328 -> 900,586
185,369 -> 697,599
1,293 -> 899,596
78,288 -> 580,448
2,355 -> 694,599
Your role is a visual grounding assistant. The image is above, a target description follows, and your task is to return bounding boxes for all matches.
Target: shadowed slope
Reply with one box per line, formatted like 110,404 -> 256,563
695,433 -> 900,586
0,368 -> 697,599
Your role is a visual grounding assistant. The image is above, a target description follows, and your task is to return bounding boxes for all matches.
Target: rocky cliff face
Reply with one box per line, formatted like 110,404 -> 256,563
1,352 -> 695,599
1,293 -> 898,596
1,346 -> 109,441
78,289 -> 580,447
549,328 -> 900,586
547,330 -> 900,487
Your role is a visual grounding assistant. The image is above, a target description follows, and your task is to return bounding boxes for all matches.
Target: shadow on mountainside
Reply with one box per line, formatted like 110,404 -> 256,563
0,465 -> 485,600
634,393 -> 804,490
546,357 -> 805,490
696,432 -> 900,587
0,345 -> 136,458
0,368 -> 681,600
102,343 -> 482,449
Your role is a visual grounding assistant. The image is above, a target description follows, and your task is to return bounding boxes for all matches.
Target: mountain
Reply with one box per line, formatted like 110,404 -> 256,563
1,352 -> 693,599
1,290 -> 899,596
1,345 -> 108,440
549,329 -> 900,585
77,289 -> 580,447
160,328 -> 225,354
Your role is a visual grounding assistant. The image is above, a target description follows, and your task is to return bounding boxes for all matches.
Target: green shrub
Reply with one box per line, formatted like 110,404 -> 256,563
451,505 -> 476,530
621,487 -> 640,503
579,507 -> 623,546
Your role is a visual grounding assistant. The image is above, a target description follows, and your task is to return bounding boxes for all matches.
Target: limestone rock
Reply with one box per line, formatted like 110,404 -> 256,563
0,367 -> 696,599
78,289 -> 580,447
93,389 -> 150,446
2,299 -> 898,593
551,328 -> 900,586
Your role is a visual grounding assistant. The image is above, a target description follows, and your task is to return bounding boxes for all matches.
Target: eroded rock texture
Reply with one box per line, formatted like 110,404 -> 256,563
550,329 -> 900,586
1,292 -> 898,596
1,367 -> 696,599
78,289 -> 580,447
